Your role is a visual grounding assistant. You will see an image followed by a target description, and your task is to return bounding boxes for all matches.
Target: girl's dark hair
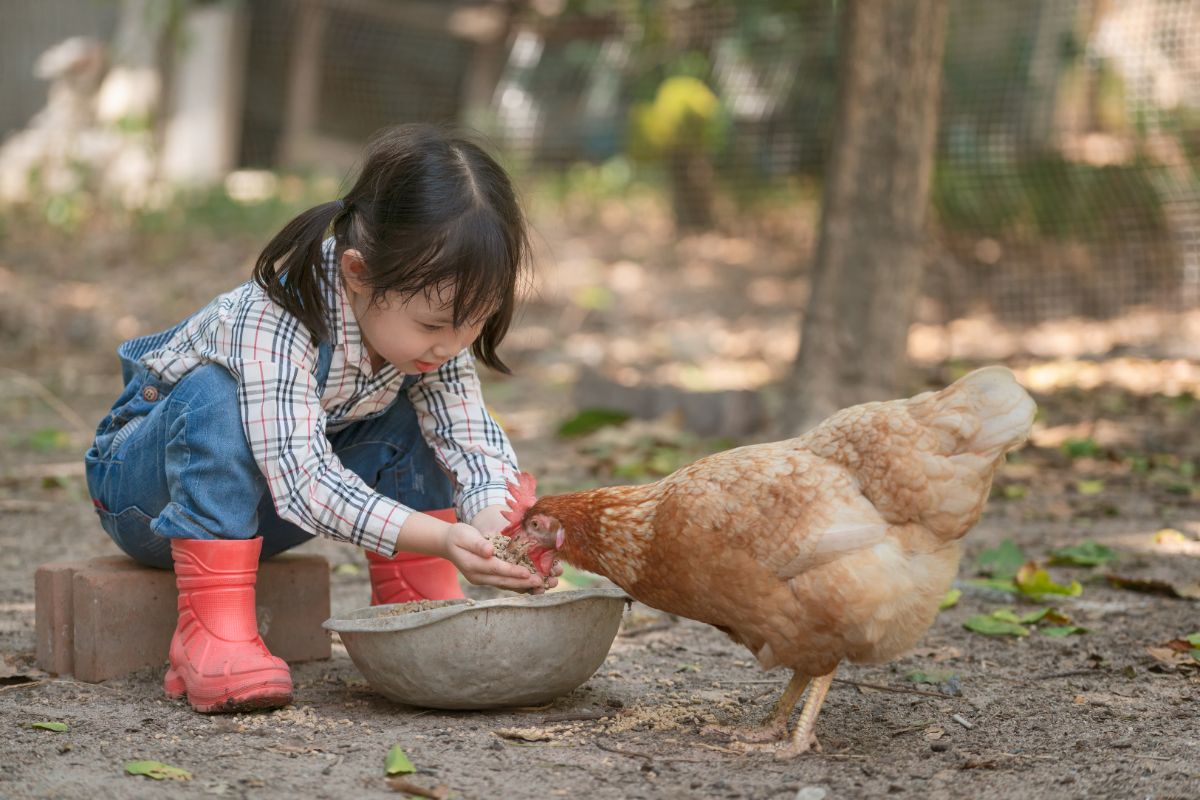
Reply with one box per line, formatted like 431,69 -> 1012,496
252,123 -> 530,373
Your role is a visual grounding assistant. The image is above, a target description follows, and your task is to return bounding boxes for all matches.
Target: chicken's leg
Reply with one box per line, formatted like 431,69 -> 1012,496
704,671 -> 809,743
773,669 -> 836,759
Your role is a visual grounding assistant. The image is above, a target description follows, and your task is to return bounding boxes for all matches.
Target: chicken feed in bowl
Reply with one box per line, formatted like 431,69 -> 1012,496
324,588 -> 629,709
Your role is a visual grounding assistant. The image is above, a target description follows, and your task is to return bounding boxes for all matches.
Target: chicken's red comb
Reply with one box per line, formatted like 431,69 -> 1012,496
499,471 -> 537,537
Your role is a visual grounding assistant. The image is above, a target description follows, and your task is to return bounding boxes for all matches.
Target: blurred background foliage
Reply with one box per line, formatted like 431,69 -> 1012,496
2,0 -> 1196,328
0,0 -> 1198,470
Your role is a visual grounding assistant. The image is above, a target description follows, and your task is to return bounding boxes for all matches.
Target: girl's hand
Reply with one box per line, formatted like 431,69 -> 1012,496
442,522 -> 546,593
471,505 -> 564,593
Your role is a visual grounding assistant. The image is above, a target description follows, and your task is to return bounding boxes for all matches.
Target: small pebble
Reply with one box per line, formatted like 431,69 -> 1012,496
931,740 -> 951,752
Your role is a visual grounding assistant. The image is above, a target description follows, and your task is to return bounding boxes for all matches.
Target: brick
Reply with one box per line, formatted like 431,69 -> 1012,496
35,561 -> 82,676
35,553 -> 331,682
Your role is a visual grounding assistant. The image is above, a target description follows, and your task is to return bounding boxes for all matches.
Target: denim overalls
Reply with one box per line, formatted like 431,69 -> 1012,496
84,320 -> 454,569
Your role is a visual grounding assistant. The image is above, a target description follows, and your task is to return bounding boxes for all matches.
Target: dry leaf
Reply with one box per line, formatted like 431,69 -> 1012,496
1145,642 -> 1200,671
386,777 -> 451,799
494,727 -> 554,742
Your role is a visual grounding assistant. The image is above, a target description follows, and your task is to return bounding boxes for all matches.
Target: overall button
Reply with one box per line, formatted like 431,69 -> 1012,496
141,385 -> 159,402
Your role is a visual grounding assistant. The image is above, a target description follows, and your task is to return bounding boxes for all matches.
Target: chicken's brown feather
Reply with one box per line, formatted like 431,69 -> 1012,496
531,367 -> 1035,679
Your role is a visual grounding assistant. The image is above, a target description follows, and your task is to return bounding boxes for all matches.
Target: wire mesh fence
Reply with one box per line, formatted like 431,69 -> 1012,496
3,0 -> 1198,332
232,0 -> 1199,329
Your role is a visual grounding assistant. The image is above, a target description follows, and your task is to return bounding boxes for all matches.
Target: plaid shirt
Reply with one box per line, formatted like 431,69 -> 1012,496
139,239 -> 518,556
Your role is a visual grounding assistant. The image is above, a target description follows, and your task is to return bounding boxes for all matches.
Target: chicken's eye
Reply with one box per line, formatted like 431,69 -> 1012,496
529,519 -> 541,531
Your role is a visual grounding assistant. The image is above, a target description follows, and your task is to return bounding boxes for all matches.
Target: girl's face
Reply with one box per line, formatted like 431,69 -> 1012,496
342,251 -> 486,374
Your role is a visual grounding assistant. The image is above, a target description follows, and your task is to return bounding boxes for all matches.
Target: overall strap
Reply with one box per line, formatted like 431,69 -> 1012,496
116,317 -> 194,386
314,338 -> 334,393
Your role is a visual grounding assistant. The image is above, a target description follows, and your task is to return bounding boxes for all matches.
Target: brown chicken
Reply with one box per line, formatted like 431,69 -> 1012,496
503,366 -> 1036,757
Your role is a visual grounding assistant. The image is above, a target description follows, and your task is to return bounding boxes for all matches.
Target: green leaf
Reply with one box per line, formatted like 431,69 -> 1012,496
964,614 -> 1029,637
385,744 -> 416,776
31,721 -> 68,732
975,540 -> 1027,580
1061,437 -> 1100,459
939,588 -> 962,610
1018,608 -> 1048,624
1049,541 -> 1116,567
1015,564 -> 1083,599
1019,607 -> 1072,625
1185,633 -> 1200,647
557,408 -> 631,438
1040,625 -> 1088,637
905,669 -> 959,686
125,761 -> 192,781
962,578 -> 1019,594
1075,479 -> 1105,496
991,608 -> 1023,623
1002,484 -> 1028,500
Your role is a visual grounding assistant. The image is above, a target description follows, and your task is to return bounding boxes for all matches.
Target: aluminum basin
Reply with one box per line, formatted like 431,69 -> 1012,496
323,588 -> 629,710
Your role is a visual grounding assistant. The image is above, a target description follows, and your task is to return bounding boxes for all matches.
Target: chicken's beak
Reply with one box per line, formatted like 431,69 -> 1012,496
516,520 -> 562,577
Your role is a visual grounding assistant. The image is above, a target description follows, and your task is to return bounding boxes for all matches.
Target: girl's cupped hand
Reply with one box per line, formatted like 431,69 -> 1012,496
442,522 -> 552,593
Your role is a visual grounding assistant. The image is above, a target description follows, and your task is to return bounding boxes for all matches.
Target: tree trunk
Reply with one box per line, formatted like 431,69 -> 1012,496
780,0 -> 948,435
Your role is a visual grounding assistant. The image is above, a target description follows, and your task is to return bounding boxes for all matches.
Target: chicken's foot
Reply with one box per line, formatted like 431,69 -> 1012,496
773,669 -> 835,759
703,671 -> 809,744
716,669 -> 836,758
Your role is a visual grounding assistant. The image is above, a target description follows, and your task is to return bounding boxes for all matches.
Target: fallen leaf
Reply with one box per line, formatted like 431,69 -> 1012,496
385,744 -> 416,776
494,728 -> 554,742
1040,625 -> 1088,637
1017,607 -> 1072,625
976,540 -> 1026,580
333,563 -> 360,575
961,578 -> 1019,594
1105,575 -> 1200,600
939,589 -> 962,610
1061,438 -> 1101,459
1153,528 -> 1188,545
1049,541 -> 1116,567
1002,484 -> 1027,500
964,613 -> 1029,637
386,776 -> 451,799
904,669 -> 961,694
1016,563 -> 1082,599
1146,644 -> 1200,671
30,721 -> 68,732
125,760 -> 192,780
1147,529 -> 1200,556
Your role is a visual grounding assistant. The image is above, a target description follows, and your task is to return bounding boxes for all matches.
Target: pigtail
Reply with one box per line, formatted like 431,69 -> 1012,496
252,200 -> 345,343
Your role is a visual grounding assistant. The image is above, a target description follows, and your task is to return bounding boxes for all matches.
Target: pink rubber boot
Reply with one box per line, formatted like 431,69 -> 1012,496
366,508 -> 466,605
163,537 -> 293,713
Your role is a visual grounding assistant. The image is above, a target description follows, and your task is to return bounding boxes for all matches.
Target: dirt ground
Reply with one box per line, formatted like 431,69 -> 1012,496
1,200 -> 1198,799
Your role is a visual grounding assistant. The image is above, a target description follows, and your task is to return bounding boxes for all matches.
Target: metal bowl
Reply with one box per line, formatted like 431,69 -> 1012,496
323,588 -> 629,710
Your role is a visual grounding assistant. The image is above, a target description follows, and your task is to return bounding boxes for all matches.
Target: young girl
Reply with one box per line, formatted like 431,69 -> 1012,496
84,124 -> 556,714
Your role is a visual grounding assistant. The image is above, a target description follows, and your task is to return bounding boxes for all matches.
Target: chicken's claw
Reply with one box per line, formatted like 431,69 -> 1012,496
703,721 -> 789,744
